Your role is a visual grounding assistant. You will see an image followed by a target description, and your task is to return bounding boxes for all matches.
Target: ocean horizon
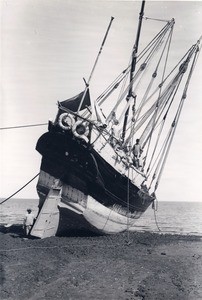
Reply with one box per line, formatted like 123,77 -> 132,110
0,198 -> 202,236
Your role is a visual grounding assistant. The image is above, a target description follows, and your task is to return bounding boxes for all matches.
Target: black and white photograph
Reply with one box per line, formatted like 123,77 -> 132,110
1,0 -> 202,299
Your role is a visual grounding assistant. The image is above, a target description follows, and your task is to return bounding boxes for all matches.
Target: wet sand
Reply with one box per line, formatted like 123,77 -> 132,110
0,227 -> 202,300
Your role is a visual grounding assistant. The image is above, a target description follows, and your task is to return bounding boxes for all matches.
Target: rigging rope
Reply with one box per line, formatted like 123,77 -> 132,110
82,20 -> 174,122
0,173 -> 40,205
153,207 -> 161,232
153,44 -> 200,192
145,128 -> 168,180
133,41 -> 197,180
126,167 -> 131,244
137,19 -> 174,64
0,123 -> 48,130
145,74 -> 183,177
122,20 -> 172,141
124,25 -> 174,145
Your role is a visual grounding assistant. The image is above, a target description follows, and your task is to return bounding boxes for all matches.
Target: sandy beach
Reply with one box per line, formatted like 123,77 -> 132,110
0,228 -> 202,300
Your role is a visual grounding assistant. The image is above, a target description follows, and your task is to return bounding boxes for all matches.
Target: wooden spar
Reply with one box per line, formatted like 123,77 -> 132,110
77,16 -> 114,114
122,0 -> 145,142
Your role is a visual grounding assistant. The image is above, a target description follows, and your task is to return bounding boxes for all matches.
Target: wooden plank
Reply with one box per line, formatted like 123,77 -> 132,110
30,188 -> 61,239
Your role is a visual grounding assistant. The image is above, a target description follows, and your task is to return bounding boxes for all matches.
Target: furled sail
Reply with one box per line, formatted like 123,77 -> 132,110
59,89 -> 91,112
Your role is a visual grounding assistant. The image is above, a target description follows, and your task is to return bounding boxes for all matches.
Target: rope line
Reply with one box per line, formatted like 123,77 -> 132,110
153,209 -> 161,232
0,123 -> 48,130
0,240 -> 128,253
0,173 -> 40,205
126,168 -> 131,244
152,199 -> 161,232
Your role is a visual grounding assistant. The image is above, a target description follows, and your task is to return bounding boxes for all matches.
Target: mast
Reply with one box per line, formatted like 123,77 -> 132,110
77,17 -> 114,114
121,0 -> 145,142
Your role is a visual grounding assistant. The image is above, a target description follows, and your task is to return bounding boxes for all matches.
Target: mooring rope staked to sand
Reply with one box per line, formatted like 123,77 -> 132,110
0,173 -> 40,205
0,237 -> 127,252
0,123 -> 48,130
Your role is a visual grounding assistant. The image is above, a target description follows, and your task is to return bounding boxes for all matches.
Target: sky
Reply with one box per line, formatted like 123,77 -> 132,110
0,0 -> 202,202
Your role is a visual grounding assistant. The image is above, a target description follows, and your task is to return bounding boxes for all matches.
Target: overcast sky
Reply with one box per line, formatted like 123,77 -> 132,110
1,0 -> 202,202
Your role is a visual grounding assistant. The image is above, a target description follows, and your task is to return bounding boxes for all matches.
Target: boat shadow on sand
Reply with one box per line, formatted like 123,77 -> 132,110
0,224 -> 101,238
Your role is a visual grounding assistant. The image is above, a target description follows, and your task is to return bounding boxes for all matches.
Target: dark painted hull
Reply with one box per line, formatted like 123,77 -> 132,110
36,125 -> 153,217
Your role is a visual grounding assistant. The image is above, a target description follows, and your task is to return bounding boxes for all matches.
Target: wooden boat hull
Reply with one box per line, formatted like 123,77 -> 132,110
36,130 -> 153,208
31,165 -> 153,238
32,183 -> 143,238
32,122 -> 154,238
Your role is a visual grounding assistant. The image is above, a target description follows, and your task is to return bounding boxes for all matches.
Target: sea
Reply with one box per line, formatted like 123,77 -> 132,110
0,198 -> 202,236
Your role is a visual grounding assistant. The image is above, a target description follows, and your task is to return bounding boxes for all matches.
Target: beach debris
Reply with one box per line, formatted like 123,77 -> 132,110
192,254 -> 201,260
4,224 -> 13,228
